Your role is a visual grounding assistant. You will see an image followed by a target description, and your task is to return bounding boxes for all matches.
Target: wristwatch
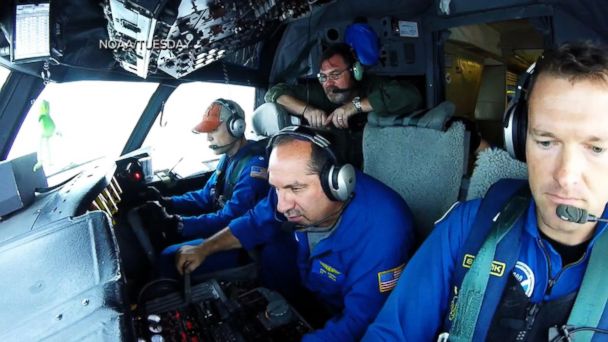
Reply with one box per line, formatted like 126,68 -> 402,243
352,96 -> 362,113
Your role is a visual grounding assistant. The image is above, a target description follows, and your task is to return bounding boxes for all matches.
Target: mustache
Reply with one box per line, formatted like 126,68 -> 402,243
284,209 -> 302,218
542,184 -> 585,199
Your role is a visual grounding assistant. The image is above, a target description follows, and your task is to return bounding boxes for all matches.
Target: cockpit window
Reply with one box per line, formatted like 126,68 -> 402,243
0,65 -> 10,89
8,81 -> 159,177
142,82 -> 255,178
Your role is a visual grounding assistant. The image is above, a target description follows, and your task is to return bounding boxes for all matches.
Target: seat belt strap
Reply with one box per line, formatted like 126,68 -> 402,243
223,153 -> 254,202
212,156 -> 229,208
449,191 -> 529,341
566,227 -> 608,341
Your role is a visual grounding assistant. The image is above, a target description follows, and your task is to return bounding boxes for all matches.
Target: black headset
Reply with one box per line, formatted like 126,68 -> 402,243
266,126 -> 356,202
503,62 -> 537,162
214,98 -> 246,138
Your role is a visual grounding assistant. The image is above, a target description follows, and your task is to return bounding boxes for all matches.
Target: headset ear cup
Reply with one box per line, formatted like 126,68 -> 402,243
320,162 -> 336,201
323,163 -> 356,202
216,98 -> 245,138
352,61 -> 363,81
504,102 -> 527,163
229,116 -> 245,138
514,105 -> 528,162
332,163 -> 356,201
504,62 -> 536,162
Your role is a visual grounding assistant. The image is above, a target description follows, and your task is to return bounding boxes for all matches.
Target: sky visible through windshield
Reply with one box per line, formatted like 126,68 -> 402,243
6,74 -> 255,179
8,81 -> 158,176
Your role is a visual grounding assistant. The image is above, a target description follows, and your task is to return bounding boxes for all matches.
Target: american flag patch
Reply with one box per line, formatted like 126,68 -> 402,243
250,166 -> 268,180
378,263 -> 405,293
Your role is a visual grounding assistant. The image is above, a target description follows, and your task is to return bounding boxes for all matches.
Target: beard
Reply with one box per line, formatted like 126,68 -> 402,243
324,86 -> 351,104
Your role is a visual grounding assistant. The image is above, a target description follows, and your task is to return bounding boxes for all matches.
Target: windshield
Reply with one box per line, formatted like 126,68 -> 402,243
0,66 -> 9,87
8,81 -> 159,178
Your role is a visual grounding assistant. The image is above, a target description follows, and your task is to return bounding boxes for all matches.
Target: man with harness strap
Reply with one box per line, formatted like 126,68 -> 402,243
363,41 -> 608,341
146,99 -> 270,277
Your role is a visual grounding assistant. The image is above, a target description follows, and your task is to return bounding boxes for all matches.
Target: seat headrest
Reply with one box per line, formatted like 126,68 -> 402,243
252,103 -> 302,137
367,101 -> 455,131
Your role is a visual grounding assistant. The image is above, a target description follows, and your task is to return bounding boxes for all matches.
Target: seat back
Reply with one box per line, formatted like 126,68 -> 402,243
251,103 -> 301,138
466,148 -> 528,200
363,102 -> 467,240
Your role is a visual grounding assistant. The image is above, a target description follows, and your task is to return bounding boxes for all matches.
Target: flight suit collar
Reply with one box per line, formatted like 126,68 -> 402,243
308,208 -> 356,258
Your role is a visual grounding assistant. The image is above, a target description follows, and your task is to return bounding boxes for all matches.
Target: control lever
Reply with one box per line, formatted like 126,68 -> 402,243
183,267 -> 192,306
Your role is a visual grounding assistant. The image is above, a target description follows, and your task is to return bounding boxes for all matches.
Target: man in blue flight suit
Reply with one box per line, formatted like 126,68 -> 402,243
175,126 -> 415,341
148,99 -> 270,276
363,42 -> 608,341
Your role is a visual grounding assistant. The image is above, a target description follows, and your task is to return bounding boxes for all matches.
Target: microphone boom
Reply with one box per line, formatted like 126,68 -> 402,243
556,204 -> 589,223
556,204 -> 608,224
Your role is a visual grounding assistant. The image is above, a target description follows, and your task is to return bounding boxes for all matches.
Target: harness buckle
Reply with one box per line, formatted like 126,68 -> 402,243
437,332 -> 449,342
547,325 -> 573,342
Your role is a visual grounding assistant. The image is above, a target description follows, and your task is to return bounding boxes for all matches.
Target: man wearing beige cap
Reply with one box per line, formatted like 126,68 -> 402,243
147,98 -> 270,277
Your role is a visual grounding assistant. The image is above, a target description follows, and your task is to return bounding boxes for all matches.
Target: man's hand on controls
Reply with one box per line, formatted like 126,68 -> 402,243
139,201 -> 182,243
176,244 -> 208,275
140,186 -> 171,206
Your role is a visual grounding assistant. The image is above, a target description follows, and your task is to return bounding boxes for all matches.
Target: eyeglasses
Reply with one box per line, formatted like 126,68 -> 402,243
317,68 -> 350,83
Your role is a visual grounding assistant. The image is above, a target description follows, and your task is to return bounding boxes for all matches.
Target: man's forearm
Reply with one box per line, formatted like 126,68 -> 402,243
202,227 -> 242,253
276,94 -> 307,116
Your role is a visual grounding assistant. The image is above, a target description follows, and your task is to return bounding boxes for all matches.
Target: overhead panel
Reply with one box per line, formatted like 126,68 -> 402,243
103,0 -> 327,79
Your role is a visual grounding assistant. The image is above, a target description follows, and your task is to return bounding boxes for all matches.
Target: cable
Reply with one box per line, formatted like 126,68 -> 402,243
137,277 -> 179,308
304,0 -> 314,106
34,171 -> 81,193
549,325 -> 608,342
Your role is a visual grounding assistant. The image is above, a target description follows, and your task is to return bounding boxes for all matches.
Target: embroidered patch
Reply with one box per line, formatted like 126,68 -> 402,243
250,166 -> 268,180
377,263 -> 405,293
513,261 -> 535,297
312,260 -> 343,282
462,254 -> 506,277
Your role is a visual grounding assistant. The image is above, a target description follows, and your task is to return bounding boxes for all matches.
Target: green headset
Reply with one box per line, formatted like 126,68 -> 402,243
352,59 -> 364,81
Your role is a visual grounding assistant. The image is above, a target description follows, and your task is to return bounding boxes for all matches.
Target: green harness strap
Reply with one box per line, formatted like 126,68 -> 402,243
566,227 -> 608,341
449,192 -> 530,341
223,153 -> 255,202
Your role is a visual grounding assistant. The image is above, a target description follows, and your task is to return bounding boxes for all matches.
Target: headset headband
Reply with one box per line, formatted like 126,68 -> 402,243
214,98 -> 241,119
267,126 -> 338,163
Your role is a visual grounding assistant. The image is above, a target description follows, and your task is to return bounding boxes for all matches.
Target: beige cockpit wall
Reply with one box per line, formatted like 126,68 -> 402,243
426,0 -> 606,148
444,20 -> 543,147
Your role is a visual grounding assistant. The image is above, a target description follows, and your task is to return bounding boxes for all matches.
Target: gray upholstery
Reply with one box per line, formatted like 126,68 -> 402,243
251,103 -> 302,137
466,148 -> 528,200
363,120 -> 466,239
367,101 -> 455,131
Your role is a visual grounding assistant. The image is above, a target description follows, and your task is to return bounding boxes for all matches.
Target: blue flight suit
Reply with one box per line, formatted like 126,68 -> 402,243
168,140 -> 269,238
158,141 -> 269,277
363,184 -> 608,341
229,170 -> 415,341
